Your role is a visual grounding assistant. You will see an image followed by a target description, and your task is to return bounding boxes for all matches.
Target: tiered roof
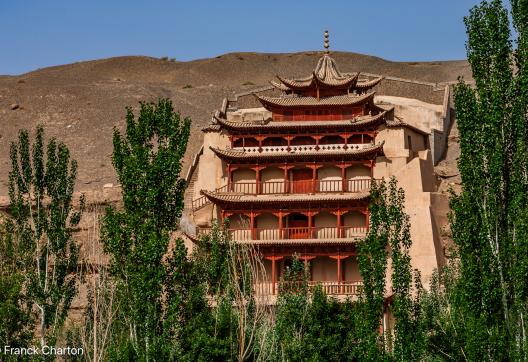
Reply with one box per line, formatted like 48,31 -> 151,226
211,110 -> 389,132
200,189 -> 370,208
270,53 -> 382,93
209,142 -> 384,162
256,92 -> 374,109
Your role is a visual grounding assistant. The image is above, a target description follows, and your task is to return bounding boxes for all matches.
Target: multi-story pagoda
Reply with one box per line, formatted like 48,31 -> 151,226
187,32 -> 445,298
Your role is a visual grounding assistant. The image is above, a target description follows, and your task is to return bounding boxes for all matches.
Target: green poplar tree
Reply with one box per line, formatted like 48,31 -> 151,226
8,126 -> 84,349
0,219 -> 32,356
102,99 -> 191,361
356,177 -> 424,360
439,0 -> 528,360
356,179 -> 390,360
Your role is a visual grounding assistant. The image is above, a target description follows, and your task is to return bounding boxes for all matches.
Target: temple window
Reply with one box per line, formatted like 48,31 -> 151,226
233,137 -> 259,148
291,135 -> 315,146
319,135 -> 344,145
348,134 -> 372,144
262,137 -> 288,147
233,138 -> 244,147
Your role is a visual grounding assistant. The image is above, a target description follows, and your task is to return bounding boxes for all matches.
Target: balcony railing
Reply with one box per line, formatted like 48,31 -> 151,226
191,179 -> 374,213
254,281 -> 363,296
230,179 -> 371,194
197,226 -> 367,241
235,143 -> 373,154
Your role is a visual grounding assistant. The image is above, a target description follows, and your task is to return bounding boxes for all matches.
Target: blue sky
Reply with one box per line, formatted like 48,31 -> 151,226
0,0 -> 483,75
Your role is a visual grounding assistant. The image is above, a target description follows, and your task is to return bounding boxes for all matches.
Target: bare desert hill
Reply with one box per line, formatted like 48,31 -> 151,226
0,51 -> 470,195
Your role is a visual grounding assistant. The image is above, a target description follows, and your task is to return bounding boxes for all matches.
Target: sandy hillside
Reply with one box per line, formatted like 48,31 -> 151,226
0,51 -> 471,195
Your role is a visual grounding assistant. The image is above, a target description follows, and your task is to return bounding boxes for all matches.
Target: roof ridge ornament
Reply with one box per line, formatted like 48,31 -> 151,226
324,30 -> 330,54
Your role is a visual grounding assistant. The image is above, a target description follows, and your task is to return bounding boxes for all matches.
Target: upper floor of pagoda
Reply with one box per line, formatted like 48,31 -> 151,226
268,54 -> 382,98
255,32 -> 383,122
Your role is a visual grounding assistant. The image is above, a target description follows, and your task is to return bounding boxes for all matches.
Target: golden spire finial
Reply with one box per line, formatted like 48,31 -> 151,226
324,30 -> 330,53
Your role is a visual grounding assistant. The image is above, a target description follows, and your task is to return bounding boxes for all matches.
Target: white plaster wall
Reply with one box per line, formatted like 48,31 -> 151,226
256,213 -> 278,228
312,257 -> 337,282
229,214 -> 250,229
233,168 -> 256,193
228,214 -> 251,240
347,165 -> 371,178
318,165 -> 342,192
314,212 -> 337,238
344,257 -> 361,282
404,128 -> 427,152
227,107 -> 271,122
256,213 -> 280,240
233,168 -> 256,182
343,212 -> 365,227
375,96 -> 443,133
379,150 -> 442,286
193,131 -> 230,201
261,167 -> 285,193
376,126 -> 410,160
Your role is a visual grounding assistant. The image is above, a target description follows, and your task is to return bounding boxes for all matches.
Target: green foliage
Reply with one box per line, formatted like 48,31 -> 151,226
421,264 -> 469,361
101,99 -> 191,360
429,0 -> 528,360
356,177 -> 425,361
356,180 -> 390,359
7,125 -> 84,348
273,257 -> 356,361
0,220 -> 32,351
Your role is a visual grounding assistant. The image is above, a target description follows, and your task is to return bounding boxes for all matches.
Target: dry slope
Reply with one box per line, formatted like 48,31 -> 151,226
0,51 -> 471,195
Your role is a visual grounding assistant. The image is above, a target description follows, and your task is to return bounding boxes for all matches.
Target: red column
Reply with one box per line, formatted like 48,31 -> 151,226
273,211 -> 284,239
341,164 -> 347,192
257,136 -> 263,152
265,256 -> 284,295
308,212 -> 313,238
272,258 -> 276,294
283,166 -> 289,193
227,164 -> 232,191
337,210 -> 343,238
306,164 -> 322,193
250,211 -> 256,240
314,135 -> 321,151
256,167 -> 261,194
337,257 -> 342,284
312,167 -> 317,193
279,165 -> 294,194
329,255 -> 350,293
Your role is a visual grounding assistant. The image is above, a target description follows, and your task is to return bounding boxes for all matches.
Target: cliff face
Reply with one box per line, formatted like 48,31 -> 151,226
0,52 -> 470,197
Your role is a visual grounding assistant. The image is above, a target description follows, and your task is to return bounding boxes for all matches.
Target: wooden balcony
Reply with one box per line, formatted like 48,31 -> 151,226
254,281 -> 363,296
230,179 -> 371,194
191,179 -> 372,212
197,226 -> 367,242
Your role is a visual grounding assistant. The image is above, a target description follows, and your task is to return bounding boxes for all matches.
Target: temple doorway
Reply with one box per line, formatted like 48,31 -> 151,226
288,213 -> 309,239
291,169 -> 313,193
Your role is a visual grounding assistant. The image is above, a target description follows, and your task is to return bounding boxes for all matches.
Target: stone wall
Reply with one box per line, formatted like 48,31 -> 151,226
429,86 -> 453,165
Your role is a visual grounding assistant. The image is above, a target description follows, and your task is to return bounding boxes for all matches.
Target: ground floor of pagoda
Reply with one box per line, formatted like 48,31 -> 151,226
255,251 -> 362,297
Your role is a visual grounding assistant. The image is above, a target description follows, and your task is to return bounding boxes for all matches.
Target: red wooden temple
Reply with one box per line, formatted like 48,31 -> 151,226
190,31 -> 401,297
